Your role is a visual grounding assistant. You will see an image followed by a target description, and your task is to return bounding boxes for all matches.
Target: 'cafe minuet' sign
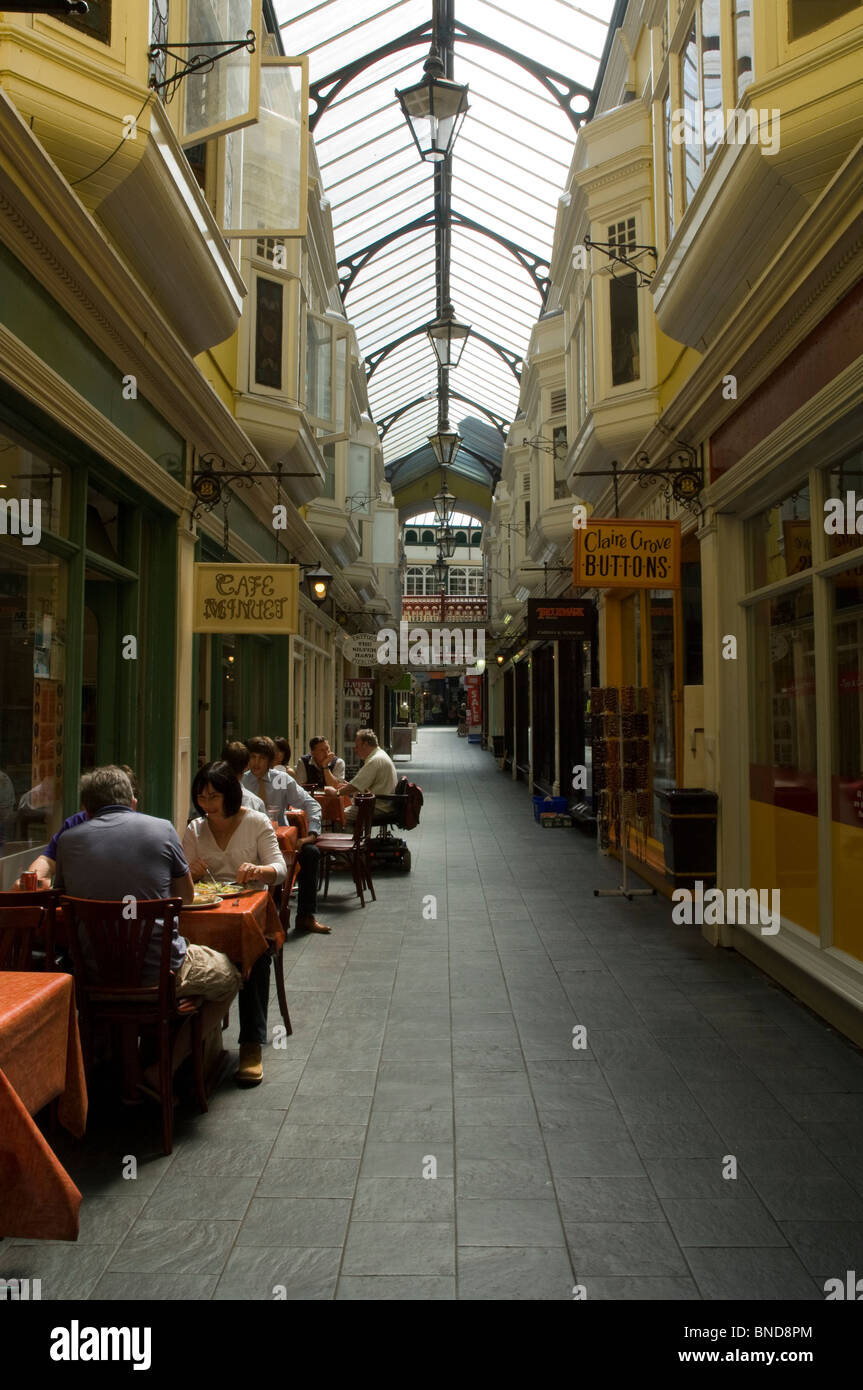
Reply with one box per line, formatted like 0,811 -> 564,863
573,518 -> 680,589
193,564 -> 299,633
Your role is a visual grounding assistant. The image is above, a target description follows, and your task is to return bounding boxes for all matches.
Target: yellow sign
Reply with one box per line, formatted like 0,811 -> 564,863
193,564 -> 300,633
573,519 -> 681,589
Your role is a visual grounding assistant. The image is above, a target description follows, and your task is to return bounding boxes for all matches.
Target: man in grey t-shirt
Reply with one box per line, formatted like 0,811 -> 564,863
56,767 -> 239,1002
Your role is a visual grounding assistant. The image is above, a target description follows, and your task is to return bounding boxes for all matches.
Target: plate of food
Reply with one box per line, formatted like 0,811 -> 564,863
186,890 -> 223,910
204,881 -> 258,898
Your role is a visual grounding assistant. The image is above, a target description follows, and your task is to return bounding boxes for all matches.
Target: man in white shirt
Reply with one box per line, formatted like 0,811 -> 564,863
338,729 -> 398,821
242,735 -> 329,933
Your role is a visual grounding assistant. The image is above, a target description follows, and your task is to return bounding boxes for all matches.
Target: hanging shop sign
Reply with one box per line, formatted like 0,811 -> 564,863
573,519 -> 680,589
527,597 -> 596,641
344,632 -> 380,666
193,564 -> 299,633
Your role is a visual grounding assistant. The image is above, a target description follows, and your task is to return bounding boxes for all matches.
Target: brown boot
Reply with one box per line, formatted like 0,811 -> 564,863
235,1043 -> 263,1085
295,914 -> 332,934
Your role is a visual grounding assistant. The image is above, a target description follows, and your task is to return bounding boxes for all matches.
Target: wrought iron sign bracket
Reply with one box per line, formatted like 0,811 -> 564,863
189,452 -> 319,554
575,443 -> 704,518
583,235 -> 658,289
345,491 -> 382,514
148,31 -> 256,102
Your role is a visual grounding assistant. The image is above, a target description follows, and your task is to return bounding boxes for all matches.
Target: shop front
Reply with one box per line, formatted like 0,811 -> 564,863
578,517 -> 702,883
0,397 -> 182,886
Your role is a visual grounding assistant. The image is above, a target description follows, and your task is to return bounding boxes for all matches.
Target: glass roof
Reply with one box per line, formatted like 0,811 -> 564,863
406,510 -> 483,527
276,0 -> 616,493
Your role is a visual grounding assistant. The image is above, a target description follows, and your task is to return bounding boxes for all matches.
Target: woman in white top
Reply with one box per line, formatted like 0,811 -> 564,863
184,762 -> 287,1087
184,762 -> 286,887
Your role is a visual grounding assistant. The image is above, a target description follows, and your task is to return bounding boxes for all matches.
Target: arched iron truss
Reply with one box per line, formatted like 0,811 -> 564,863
308,21 -> 592,136
365,322 -> 523,384
377,391 -> 510,440
388,443 -> 501,489
337,209 -> 551,305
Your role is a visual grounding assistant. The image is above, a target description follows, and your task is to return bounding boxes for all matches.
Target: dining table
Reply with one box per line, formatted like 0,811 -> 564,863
180,889 -> 291,1032
0,971 -> 87,1240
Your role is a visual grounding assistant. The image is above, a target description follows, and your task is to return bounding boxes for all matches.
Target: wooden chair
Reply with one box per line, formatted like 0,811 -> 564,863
0,905 -> 49,971
271,853 -> 298,1038
0,889 -> 58,969
60,896 -> 208,1155
316,794 -> 377,907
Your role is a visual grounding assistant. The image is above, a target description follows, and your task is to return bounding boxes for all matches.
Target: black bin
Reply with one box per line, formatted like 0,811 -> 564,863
656,788 -> 718,889
492,736 -> 505,759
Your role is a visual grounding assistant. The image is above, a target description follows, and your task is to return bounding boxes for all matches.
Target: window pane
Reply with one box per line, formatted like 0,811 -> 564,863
750,587 -> 819,932
700,0 -> 723,161
305,315 -> 332,424
60,0 -> 111,42
182,0 -> 257,144
224,59 -> 307,236
663,87 -> 675,239
0,432 -> 68,537
0,539 -> 68,876
347,444 -> 371,516
681,18 -> 702,208
790,0 -> 858,40
254,276 -> 283,388
825,450 -> 863,563
831,567 -> 863,957
609,273 -> 640,385
733,1 -> 754,102
748,483 -> 811,588
321,443 -> 336,500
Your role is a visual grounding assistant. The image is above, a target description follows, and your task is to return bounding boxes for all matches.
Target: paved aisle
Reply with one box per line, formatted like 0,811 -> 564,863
4,727 -> 863,1299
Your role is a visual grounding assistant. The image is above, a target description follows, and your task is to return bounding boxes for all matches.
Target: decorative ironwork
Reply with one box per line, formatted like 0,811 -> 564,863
189,452 -> 319,552
573,442 -> 704,518
583,234 -> 658,289
345,491 -> 382,514
148,30 -> 257,102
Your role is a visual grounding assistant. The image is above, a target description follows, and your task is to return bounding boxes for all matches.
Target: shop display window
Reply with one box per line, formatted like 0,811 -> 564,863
825,450 -> 863,564
749,586 -> 817,807
0,432 -> 68,537
0,538 -> 67,878
830,567 -> 863,956
748,482 -> 811,588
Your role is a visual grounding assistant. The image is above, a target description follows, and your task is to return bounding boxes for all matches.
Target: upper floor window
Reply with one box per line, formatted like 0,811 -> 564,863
61,0 -> 111,42
405,567 -> 430,595
471,531 -> 482,546
789,0 -> 860,40
608,229 -> 640,386
405,529 -> 418,545
454,531 -> 468,546
733,2 -> 754,101
421,529 -> 435,545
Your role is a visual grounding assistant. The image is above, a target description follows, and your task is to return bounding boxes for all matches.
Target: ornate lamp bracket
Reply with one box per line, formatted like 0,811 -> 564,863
633,441 -> 704,515
148,30 -> 256,102
189,452 -> 318,554
583,235 -> 658,288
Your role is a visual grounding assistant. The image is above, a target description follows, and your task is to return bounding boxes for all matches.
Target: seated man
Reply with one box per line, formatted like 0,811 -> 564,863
337,729 -> 398,822
298,736 -> 346,790
18,764 -> 139,888
55,766 -> 240,1086
242,735 -> 330,934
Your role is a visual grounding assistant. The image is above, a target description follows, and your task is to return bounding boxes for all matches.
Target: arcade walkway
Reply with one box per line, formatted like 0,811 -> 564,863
3,728 -> 863,1300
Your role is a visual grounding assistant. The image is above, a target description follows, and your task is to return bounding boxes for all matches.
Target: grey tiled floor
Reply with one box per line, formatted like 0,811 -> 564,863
4,727 -> 863,1300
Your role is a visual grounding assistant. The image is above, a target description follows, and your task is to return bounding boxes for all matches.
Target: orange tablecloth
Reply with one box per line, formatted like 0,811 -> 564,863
0,971 -> 87,1240
181,890 -> 284,980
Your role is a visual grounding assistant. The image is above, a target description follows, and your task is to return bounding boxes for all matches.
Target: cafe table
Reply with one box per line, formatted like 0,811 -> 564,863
0,971 -> 87,1240
180,890 -> 291,1032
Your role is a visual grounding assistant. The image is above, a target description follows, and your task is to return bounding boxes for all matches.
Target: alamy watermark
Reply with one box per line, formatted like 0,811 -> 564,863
376,621 -> 485,666
0,497 -> 41,546
670,105 -> 781,156
671,881 -> 780,935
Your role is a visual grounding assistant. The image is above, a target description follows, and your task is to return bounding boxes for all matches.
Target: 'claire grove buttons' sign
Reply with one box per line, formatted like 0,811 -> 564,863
573,519 -> 681,589
193,564 -> 300,633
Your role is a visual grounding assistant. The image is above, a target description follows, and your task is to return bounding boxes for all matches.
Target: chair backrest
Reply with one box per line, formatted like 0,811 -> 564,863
60,896 -> 182,1013
0,905 -> 46,971
352,793 -> 376,847
0,889 -> 57,968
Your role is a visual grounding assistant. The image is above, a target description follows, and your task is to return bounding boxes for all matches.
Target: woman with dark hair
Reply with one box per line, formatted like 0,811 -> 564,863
185,761 -> 285,887
183,761 -> 287,1086
272,736 -> 294,776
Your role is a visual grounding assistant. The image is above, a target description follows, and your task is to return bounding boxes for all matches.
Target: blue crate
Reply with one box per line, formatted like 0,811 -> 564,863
532,795 -> 568,822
